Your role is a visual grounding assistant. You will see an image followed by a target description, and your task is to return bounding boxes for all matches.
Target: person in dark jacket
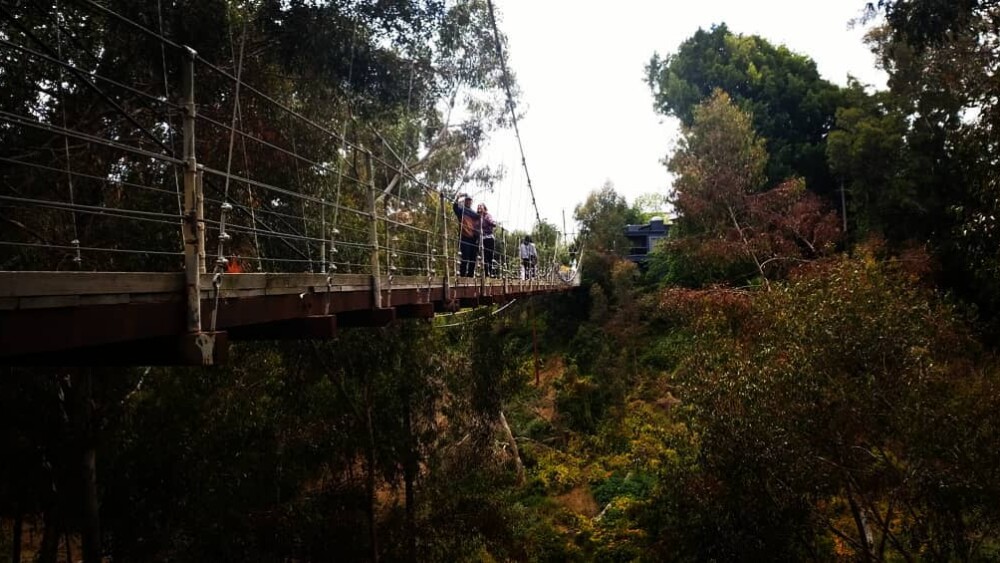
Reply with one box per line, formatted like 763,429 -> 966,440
477,203 -> 497,277
453,193 -> 480,277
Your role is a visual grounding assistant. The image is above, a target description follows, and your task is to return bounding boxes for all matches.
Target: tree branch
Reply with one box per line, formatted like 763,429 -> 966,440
726,203 -> 771,290
1,215 -> 54,245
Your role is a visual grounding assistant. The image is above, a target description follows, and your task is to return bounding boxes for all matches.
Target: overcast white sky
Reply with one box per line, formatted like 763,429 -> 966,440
479,1 -> 887,232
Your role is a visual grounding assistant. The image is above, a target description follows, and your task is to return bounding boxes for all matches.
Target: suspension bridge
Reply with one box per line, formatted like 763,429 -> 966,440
0,1 -> 578,365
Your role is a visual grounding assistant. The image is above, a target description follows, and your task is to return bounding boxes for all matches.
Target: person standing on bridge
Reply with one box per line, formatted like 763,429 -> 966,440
477,203 -> 497,277
454,193 -> 480,277
520,235 -> 538,279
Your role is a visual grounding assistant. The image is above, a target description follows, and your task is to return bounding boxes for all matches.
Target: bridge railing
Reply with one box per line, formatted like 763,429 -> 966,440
0,3 -> 576,291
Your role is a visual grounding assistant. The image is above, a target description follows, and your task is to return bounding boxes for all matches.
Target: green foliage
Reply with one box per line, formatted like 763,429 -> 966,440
531,220 -> 560,250
630,192 -> 670,224
506,503 -> 587,563
487,12 -> 1000,560
648,253 -> 1000,560
567,322 -> 607,376
574,182 -> 640,258
647,23 -> 844,195
591,472 -> 655,508
669,89 -> 768,206
644,232 -> 754,288
826,80 -> 915,239
856,6 -> 1000,332
870,0 -> 988,50
0,0 -> 513,273
0,311 -> 547,561
555,365 -> 603,434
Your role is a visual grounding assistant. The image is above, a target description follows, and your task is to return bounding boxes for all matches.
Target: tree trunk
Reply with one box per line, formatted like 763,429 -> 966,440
402,389 -> 417,563
364,379 -> 379,563
11,509 -> 22,563
37,509 -> 59,563
72,370 -> 101,563
497,411 -> 525,485
531,303 -> 539,386
846,483 -> 874,562
80,443 -> 100,563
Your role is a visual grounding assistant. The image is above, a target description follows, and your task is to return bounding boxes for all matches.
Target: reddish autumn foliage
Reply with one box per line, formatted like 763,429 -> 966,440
746,179 -> 842,259
664,92 -> 843,287
657,286 -> 753,330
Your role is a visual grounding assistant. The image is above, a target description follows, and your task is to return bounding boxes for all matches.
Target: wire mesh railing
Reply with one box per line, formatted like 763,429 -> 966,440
0,2 -> 575,294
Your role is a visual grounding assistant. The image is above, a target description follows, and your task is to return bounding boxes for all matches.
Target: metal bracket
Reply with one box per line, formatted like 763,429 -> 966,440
194,332 -> 214,365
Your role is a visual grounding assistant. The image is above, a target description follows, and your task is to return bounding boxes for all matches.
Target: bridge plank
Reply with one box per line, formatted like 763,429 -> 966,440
0,279 -> 574,360
227,316 -> 337,340
17,295 -> 81,309
396,303 -> 435,319
0,271 -> 525,301
0,272 -> 183,297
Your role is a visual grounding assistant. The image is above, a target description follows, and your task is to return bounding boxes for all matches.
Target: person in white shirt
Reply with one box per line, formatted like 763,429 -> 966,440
519,236 -> 537,279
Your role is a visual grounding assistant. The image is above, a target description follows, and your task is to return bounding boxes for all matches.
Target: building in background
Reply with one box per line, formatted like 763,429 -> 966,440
624,217 -> 670,264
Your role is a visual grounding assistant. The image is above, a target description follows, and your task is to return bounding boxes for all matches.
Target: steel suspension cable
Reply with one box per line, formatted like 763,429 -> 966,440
0,157 -> 176,198
0,39 -> 181,110
69,0 -> 440,205
0,240 -> 182,257
54,1 -> 82,267
330,24 -> 357,273
485,0 -> 541,227
231,84 -> 265,270
290,133 -> 314,271
156,0 -> 184,223
209,15 -> 248,332
0,6 -> 174,157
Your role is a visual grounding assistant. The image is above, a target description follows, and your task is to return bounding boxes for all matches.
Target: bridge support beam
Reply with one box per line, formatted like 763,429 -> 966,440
368,155 -> 382,309
0,273 -> 575,363
179,331 -> 227,365
181,48 -> 201,333
338,307 -> 396,328
179,46 -> 216,364
433,299 -> 459,313
439,192 -> 453,312
1,332 -> 226,366
480,295 -> 502,305
227,315 -> 337,340
396,303 -> 434,319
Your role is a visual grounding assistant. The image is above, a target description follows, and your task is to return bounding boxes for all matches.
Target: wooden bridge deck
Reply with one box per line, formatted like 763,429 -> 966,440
0,272 -> 572,364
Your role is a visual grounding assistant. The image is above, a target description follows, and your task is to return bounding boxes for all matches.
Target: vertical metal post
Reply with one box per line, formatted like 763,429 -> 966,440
368,154 -> 382,309
562,208 -> 567,271
320,205 -> 327,274
196,170 -> 206,273
478,221 -> 486,298
501,226 -> 508,297
181,48 -> 202,334
439,192 -> 451,306
385,198 -> 393,308
425,235 -> 433,303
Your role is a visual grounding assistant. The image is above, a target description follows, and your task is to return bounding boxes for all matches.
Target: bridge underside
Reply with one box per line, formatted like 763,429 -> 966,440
1,272 -> 570,365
